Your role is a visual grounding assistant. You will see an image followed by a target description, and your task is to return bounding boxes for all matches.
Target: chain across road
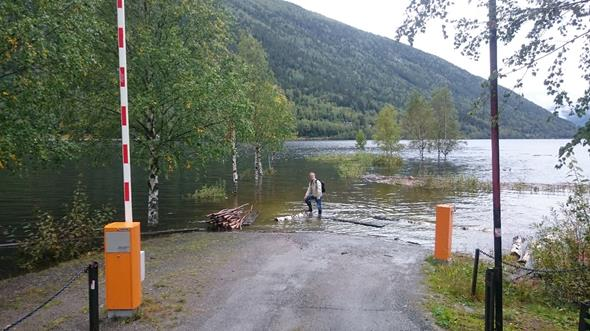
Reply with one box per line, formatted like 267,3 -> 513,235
2,266 -> 88,331
478,249 -> 589,274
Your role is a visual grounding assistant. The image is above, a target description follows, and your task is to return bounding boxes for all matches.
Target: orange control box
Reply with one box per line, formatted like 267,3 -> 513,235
434,204 -> 454,261
104,222 -> 142,313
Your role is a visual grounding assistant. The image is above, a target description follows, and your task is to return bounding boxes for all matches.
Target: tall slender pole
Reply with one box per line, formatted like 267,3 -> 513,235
117,0 -> 133,223
88,262 -> 99,331
488,0 -> 503,329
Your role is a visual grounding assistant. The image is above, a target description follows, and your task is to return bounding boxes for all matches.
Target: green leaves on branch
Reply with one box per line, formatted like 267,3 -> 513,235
237,32 -> 296,153
396,0 -> 590,160
431,87 -> 462,162
0,0 -> 115,170
126,0 -> 235,172
374,104 -> 401,156
532,160 -> 590,304
355,130 -> 367,151
402,92 -> 435,161
16,185 -> 114,270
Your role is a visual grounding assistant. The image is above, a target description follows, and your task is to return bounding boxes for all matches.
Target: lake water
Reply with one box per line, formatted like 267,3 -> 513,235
1,139 -> 589,265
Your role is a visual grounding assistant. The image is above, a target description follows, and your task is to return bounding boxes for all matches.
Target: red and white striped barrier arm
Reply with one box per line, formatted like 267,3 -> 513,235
117,0 -> 133,223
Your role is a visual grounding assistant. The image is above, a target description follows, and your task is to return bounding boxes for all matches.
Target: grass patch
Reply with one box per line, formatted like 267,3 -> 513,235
308,153 -> 402,178
372,155 -> 403,170
424,255 -> 578,330
420,175 -> 492,193
44,316 -> 69,330
193,181 -> 226,200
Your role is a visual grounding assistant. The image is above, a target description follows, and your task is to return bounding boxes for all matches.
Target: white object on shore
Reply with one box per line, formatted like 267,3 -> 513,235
275,212 -> 306,222
510,235 -> 530,263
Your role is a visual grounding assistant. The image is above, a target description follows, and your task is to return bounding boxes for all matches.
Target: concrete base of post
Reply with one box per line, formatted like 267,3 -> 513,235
107,310 -> 137,319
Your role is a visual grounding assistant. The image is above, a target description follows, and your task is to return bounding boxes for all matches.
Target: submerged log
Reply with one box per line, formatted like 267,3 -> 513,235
330,218 -> 387,228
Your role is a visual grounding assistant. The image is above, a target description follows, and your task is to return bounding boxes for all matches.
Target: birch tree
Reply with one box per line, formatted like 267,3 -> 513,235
238,33 -> 295,179
0,1 -> 115,170
374,104 -> 401,156
125,0 -> 232,225
221,58 -> 253,193
396,0 -> 590,165
431,87 -> 461,163
402,92 -> 435,161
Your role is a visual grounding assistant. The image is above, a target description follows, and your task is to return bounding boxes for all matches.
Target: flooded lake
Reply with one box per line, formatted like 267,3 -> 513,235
1,139 -> 589,264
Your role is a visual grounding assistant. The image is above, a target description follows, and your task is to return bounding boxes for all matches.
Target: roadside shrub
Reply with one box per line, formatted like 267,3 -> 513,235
532,161 -> 590,303
18,185 -> 114,270
310,153 -> 402,179
412,175 -> 491,193
424,255 -> 578,330
335,153 -> 373,178
337,161 -> 366,179
355,130 -> 367,150
265,167 -> 277,176
193,181 -> 226,200
372,155 -> 403,170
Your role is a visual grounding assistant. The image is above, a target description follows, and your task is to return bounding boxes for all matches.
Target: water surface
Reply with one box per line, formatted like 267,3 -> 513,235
1,139 -> 588,262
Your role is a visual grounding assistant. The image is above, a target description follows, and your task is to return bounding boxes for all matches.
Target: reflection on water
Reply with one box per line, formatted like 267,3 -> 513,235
1,139 -> 588,258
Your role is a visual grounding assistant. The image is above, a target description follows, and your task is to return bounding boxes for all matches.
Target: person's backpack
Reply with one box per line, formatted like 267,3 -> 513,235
317,179 -> 326,193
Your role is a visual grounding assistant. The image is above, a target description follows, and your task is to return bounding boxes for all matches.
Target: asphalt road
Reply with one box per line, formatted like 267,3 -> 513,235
179,232 -> 434,331
0,232 -> 434,331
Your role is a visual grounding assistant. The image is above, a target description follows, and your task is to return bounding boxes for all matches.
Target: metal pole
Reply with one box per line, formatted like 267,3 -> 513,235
471,248 -> 480,296
484,268 -> 495,331
488,0 -> 503,329
88,262 -> 99,331
580,301 -> 590,331
117,0 -> 133,223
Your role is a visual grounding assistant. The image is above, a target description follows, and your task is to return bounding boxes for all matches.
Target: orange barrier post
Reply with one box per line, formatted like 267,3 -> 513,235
105,222 -> 142,318
434,204 -> 454,261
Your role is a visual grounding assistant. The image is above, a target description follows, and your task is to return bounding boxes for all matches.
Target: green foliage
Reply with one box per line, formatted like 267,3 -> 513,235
309,153 -> 402,178
397,0 -> 588,154
420,176 -> 492,193
337,161 -> 369,179
373,104 -> 401,156
532,160 -> 590,304
355,130 -> 367,150
17,185 -> 114,270
431,87 -> 462,162
558,121 -> 590,169
372,155 -> 404,171
193,182 -> 227,200
308,153 -> 372,179
126,0 -> 234,170
402,92 -> 435,161
0,1 -> 114,170
238,32 -> 296,152
424,255 -> 578,330
295,95 -> 370,138
225,0 -> 576,139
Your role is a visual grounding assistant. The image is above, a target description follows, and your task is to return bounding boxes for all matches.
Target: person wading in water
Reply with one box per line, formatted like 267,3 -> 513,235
304,172 -> 323,216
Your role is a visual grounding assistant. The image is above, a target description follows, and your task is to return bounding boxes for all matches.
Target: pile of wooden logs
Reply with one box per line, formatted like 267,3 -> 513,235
207,204 -> 255,230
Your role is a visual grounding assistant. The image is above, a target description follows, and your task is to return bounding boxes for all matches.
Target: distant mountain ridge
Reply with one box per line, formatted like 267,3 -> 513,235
224,0 -> 577,139
559,109 -> 590,128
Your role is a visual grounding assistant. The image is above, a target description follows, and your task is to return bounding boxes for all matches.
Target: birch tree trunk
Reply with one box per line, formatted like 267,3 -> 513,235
231,127 -> 238,193
147,154 -> 159,225
254,144 -> 263,179
147,110 -> 159,225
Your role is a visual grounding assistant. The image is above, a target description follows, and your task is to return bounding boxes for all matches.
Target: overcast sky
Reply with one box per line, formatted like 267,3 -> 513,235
284,0 -> 584,111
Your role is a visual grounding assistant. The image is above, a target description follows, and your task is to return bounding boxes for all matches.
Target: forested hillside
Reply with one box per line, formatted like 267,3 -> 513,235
224,0 -> 577,139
